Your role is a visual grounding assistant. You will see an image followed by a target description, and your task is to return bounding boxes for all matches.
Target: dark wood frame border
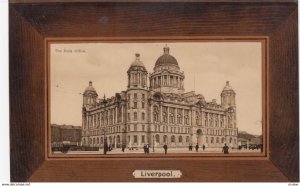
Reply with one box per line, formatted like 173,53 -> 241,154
9,1 -> 298,182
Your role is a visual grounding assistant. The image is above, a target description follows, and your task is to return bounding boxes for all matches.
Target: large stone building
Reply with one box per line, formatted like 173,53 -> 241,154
51,124 -> 82,146
81,46 -> 238,149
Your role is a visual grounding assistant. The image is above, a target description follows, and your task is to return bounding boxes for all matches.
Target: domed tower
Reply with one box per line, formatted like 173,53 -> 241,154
127,53 -> 148,90
83,81 -> 98,108
150,45 -> 185,94
127,53 -> 149,147
221,81 -> 236,108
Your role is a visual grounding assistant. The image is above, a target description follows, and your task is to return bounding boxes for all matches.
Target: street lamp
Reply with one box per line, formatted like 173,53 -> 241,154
102,128 -> 107,155
153,134 -> 155,152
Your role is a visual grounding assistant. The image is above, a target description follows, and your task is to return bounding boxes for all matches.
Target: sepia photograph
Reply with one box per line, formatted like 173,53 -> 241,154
49,41 -> 264,156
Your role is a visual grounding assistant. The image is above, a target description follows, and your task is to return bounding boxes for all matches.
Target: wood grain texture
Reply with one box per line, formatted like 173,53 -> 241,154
8,0 -> 299,3
9,7 -> 46,182
28,160 -> 288,182
9,2 -> 298,182
269,9 -> 299,182
12,2 -> 296,37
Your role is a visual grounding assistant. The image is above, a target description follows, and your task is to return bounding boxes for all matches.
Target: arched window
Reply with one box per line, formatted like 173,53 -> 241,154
230,137 -> 232,143
179,136 -> 183,143
142,112 -> 145,120
221,137 -> 224,143
93,138 -> 95,144
155,134 -> 160,143
171,135 -> 175,143
83,138 -> 86,145
134,112 -> 137,121
142,102 -> 145,108
211,137 -> 214,144
163,113 -> 167,123
109,114 -> 113,124
97,137 -> 99,144
163,135 -> 167,143
196,111 -> 200,125
184,116 -> 189,125
127,113 -> 130,121
186,136 -> 190,143
216,137 -> 219,143
134,124 -> 137,131
117,135 -> 120,144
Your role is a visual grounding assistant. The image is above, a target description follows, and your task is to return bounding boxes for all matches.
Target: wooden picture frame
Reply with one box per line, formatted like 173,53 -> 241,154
9,1 -> 298,182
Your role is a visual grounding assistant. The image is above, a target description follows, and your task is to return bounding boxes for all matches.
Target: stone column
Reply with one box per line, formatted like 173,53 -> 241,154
121,105 -> 123,123
160,105 -> 163,123
167,106 -> 169,124
175,108 -> 177,124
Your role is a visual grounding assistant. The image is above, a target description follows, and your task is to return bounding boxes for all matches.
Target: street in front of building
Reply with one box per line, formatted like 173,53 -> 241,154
53,147 -> 261,154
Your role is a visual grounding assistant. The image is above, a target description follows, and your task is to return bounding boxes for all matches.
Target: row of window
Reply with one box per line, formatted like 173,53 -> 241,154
127,112 -> 146,121
84,107 -> 122,129
84,106 -> 234,129
127,93 -> 146,100
206,129 -> 237,136
205,136 -> 237,144
83,135 -> 237,146
83,126 -> 122,136
153,125 -> 190,134
83,135 -> 122,145
128,134 -> 190,144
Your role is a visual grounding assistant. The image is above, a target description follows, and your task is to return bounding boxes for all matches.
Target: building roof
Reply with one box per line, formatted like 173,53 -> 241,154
128,53 -> 147,72
51,124 -> 82,129
155,45 -> 179,68
84,81 -> 97,94
222,81 -> 234,91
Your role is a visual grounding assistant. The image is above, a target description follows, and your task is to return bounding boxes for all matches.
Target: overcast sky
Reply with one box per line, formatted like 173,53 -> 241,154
50,42 -> 263,135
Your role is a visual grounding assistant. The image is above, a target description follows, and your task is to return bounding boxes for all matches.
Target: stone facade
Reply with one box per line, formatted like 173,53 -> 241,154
51,124 -> 82,146
81,46 -> 238,148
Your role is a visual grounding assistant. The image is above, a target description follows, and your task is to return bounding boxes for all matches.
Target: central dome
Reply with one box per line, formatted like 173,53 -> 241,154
155,45 -> 179,67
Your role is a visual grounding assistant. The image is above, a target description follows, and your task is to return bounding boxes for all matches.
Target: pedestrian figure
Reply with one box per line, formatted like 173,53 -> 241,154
143,144 -> 147,154
122,144 -> 125,152
163,144 -> 168,154
146,144 -> 150,154
190,144 -> 193,151
104,141 -> 108,155
202,144 -> 205,151
222,143 -> 229,154
195,143 -> 199,152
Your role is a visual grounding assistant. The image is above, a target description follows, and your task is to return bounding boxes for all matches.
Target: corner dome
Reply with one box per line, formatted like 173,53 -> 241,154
128,53 -> 147,72
222,81 -> 234,91
154,45 -> 179,68
84,81 -> 97,94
